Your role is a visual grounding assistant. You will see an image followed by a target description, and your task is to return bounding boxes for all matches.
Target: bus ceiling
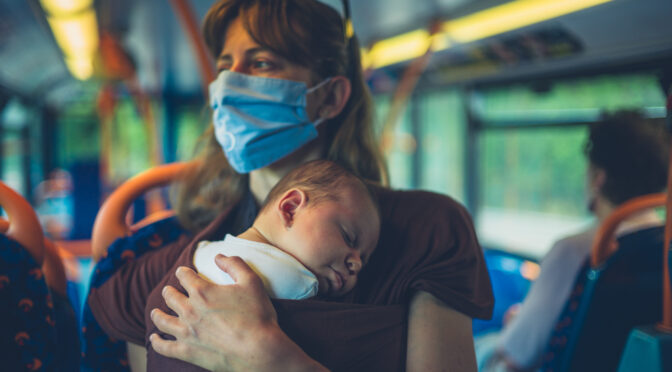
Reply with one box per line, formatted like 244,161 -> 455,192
0,0 -> 671,109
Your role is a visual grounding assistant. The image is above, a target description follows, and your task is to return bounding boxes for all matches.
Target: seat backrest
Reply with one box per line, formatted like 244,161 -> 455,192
83,162 -> 193,371
560,226 -> 664,371
0,182 -> 45,265
0,181 -> 58,371
91,161 -> 193,261
543,193 -> 666,372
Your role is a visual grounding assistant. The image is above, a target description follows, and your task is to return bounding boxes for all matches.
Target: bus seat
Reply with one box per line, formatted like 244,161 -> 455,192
91,161 -> 193,262
83,162 -> 193,372
0,181 -> 58,371
617,325 -> 672,372
541,193 -> 666,372
0,181 -> 45,265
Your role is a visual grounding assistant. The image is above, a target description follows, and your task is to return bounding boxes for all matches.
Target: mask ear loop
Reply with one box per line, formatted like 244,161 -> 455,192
306,77 -> 333,127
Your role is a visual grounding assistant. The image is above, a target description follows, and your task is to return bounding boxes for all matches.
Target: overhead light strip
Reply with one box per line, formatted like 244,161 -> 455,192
363,0 -> 613,69
40,0 -> 99,80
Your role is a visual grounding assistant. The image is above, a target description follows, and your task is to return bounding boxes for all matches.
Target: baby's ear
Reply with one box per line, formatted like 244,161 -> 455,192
277,188 -> 307,228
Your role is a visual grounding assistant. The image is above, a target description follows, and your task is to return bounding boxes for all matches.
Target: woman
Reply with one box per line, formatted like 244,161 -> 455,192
87,0 -> 493,370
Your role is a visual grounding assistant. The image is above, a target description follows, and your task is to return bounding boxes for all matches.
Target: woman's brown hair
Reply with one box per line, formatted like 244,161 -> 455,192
174,0 -> 386,232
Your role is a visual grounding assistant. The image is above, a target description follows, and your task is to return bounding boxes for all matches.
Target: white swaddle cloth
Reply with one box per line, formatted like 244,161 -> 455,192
193,234 -> 319,300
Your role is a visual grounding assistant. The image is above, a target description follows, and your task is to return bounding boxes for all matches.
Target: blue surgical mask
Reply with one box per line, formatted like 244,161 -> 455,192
208,70 -> 331,174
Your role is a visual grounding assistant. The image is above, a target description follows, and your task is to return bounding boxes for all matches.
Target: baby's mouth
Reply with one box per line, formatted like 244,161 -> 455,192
330,267 -> 344,293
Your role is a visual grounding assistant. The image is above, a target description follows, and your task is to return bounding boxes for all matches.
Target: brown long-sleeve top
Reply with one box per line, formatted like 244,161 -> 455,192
88,187 -> 494,371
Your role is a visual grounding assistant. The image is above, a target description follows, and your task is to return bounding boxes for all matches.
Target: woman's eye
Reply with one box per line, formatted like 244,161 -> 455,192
216,63 -> 231,73
252,59 -> 273,70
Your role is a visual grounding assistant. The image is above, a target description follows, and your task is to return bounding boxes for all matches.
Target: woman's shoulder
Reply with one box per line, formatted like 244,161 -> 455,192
373,186 -> 473,227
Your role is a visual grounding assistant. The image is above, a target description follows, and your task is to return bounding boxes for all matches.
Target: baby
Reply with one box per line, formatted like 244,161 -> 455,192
193,159 -> 381,299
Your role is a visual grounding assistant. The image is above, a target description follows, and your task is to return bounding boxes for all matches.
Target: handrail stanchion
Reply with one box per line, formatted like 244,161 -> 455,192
659,89 -> 672,332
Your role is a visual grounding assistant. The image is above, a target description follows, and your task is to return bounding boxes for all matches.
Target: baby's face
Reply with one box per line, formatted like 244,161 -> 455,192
282,183 -> 380,297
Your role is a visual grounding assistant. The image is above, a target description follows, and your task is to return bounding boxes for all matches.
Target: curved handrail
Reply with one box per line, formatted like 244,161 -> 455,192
0,182 -> 45,265
42,239 -> 68,296
591,193 -> 666,268
91,161 -> 194,261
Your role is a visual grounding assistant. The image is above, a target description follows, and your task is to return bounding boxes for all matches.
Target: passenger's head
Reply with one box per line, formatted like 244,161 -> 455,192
584,110 -> 669,208
256,160 -> 380,297
174,0 -> 385,232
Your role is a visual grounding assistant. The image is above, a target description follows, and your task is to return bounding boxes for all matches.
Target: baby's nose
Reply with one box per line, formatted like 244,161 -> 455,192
346,254 -> 362,274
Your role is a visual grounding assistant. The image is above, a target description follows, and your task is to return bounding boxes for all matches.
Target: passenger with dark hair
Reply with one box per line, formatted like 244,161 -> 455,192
479,110 -> 669,371
87,0 -> 493,371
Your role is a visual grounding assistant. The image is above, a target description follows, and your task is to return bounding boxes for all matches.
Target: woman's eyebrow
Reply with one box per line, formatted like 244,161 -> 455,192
218,46 -> 274,60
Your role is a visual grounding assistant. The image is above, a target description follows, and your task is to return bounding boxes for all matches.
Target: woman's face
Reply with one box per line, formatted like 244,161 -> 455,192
216,16 -> 324,118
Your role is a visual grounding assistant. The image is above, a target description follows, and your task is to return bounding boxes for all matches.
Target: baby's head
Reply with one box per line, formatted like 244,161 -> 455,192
256,160 -> 380,297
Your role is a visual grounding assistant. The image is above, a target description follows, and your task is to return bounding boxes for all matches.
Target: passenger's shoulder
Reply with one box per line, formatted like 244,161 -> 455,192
545,226 -> 597,262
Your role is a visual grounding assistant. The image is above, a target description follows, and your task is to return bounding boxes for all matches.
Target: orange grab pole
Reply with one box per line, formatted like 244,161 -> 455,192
660,90 -> 672,332
170,0 -> 217,97
380,21 -> 441,154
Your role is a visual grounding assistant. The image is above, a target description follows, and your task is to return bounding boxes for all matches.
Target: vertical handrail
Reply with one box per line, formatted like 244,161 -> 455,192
380,21 -> 441,155
170,0 -> 217,98
659,89 -> 672,332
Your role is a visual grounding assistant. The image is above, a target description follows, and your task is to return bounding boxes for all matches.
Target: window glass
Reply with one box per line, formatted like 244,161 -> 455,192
374,95 -> 414,189
473,73 -> 666,125
473,72 -> 665,258
1,130 -> 25,195
106,99 -> 152,183
418,89 -> 465,203
58,102 -> 100,166
476,126 -> 593,258
175,105 -> 209,161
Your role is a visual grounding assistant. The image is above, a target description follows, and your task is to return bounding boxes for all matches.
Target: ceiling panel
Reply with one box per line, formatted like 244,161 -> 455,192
0,0 -> 71,100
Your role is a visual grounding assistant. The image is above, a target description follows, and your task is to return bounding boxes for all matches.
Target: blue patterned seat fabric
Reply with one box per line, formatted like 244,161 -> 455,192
0,234 -> 58,371
81,216 -> 187,372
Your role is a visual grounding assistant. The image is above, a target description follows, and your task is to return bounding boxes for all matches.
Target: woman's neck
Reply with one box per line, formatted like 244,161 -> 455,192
249,139 -> 326,204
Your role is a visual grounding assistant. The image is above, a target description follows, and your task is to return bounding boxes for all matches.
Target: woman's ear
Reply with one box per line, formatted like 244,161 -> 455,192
277,188 -> 307,228
319,76 -> 351,119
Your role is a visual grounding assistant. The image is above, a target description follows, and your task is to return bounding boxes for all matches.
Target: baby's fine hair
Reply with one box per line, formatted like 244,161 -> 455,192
261,160 -> 378,213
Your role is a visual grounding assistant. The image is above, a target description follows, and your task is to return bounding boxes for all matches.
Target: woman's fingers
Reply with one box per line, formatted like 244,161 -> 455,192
151,307 -> 190,340
149,333 -> 182,357
174,266 -> 214,303
215,254 -> 263,287
161,284 -> 192,316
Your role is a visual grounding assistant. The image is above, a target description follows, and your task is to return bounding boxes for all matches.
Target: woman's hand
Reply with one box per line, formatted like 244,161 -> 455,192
149,255 -> 328,372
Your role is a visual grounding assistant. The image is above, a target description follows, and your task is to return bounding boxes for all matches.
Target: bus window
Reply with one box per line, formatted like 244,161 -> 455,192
472,72 -> 666,259
375,94 -> 415,189
1,98 -> 44,200
419,89 -> 466,203
175,104 -> 209,162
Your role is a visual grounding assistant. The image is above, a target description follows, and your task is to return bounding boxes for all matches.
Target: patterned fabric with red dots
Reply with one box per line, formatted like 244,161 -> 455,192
0,233 -> 58,371
81,216 -> 187,372
539,260 -> 591,371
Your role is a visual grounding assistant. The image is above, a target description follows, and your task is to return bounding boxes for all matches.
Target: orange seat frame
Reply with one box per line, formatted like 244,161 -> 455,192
91,161 -> 195,261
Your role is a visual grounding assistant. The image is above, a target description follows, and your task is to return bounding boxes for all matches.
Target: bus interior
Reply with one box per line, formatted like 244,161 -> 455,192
1,0 -> 671,370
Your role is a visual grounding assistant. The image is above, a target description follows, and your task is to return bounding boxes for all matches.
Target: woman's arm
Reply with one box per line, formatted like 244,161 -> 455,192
149,256 -> 328,372
406,291 -> 477,372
